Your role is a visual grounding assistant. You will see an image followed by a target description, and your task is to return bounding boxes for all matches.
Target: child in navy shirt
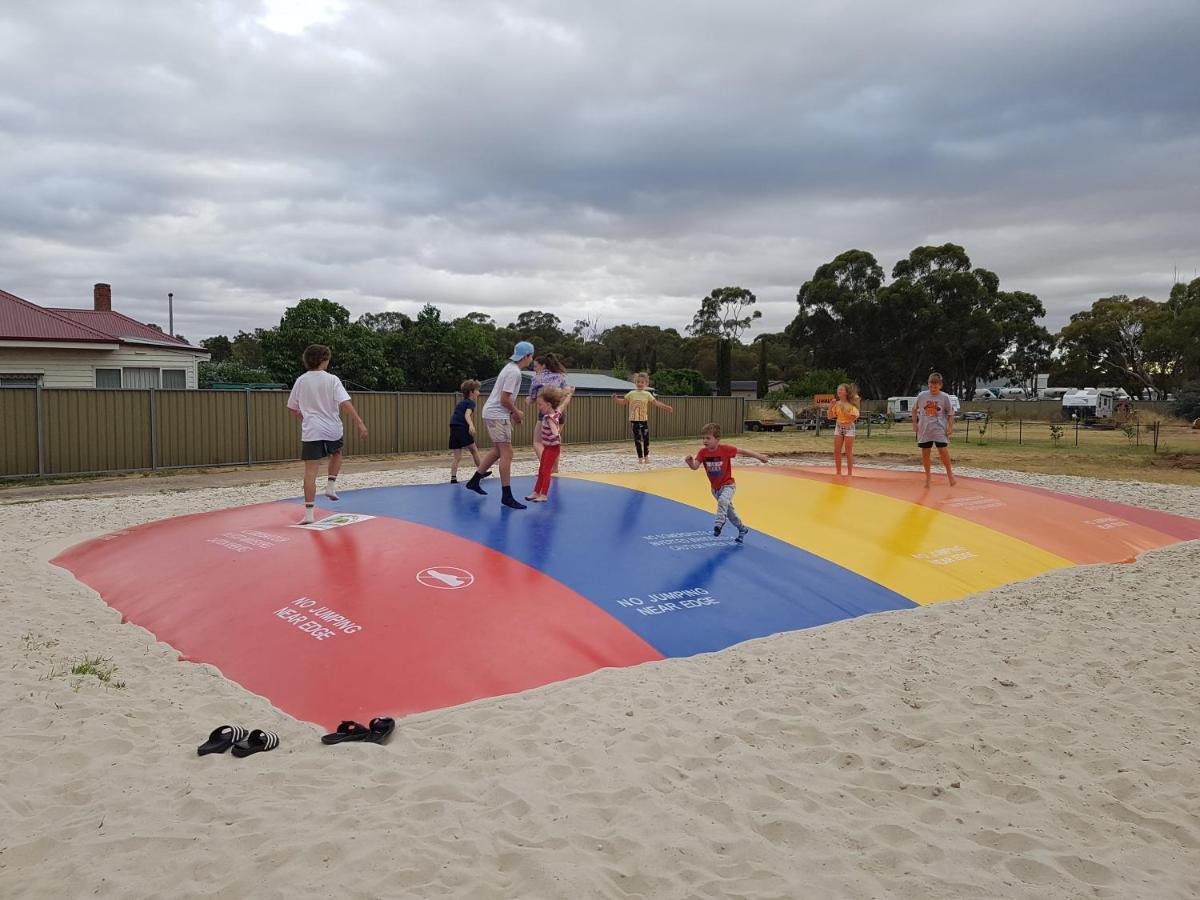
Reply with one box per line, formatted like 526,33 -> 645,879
449,380 -> 486,483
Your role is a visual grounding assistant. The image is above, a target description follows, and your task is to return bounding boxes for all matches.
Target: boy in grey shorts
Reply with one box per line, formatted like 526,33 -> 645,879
465,341 -> 534,509
912,371 -> 957,488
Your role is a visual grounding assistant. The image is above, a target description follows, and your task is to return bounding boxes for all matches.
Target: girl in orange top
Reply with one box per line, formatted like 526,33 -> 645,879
826,382 -> 861,476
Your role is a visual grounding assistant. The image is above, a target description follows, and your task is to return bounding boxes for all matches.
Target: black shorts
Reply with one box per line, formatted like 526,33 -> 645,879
302,438 -> 344,460
448,424 -> 475,450
917,440 -> 948,449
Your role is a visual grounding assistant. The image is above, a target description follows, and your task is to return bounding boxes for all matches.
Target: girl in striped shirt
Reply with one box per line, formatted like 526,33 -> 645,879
527,386 -> 574,502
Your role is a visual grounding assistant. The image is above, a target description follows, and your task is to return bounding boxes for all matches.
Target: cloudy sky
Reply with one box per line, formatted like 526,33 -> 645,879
1,0 -> 1197,343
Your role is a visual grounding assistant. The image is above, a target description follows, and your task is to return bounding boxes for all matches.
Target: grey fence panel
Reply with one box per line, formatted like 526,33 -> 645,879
0,389 -> 39,476
249,391 -> 300,462
398,393 -> 459,452
0,389 -> 747,478
43,389 -> 152,475
156,390 -> 249,468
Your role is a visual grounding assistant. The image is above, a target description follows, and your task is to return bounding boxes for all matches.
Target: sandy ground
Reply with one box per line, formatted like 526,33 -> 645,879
1,453 -> 1198,899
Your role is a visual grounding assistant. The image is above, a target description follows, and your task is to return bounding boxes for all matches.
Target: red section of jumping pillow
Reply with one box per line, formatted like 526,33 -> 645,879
52,502 -> 662,727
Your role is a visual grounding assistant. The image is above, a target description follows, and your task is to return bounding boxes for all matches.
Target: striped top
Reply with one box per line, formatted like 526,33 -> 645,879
539,411 -> 562,447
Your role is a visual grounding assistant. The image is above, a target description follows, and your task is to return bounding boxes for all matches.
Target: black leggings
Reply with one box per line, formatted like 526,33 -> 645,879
630,421 -> 650,458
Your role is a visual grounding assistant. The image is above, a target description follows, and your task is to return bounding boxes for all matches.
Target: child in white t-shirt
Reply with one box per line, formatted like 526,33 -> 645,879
286,344 -> 368,523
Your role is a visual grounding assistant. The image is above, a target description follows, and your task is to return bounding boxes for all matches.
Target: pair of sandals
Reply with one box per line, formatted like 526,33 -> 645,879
321,717 -> 395,745
197,725 -> 280,757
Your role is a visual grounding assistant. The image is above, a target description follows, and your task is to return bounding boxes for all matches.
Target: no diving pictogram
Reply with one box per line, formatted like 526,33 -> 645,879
416,567 -> 475,590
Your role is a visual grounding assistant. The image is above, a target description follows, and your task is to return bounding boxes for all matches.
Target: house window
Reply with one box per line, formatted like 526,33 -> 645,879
161,369 -> 187,390
96,368 -> 122,389
0,373 -> 42,388
122,367 -> 161,389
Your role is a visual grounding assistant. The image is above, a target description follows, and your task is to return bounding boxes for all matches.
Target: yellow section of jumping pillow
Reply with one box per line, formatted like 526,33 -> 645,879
568,467 -> 1074,605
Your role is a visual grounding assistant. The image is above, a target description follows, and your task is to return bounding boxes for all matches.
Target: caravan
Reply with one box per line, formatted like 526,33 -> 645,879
1061,388 -> 1132,423
888,394 -> 961,422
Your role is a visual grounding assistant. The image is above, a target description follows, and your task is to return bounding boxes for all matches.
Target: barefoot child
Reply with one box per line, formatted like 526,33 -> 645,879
465,341 -> 534,509
913,372 -> 957,487
613,372 -> 674,465
527,386 -> 574,502
826,382 -> 860,476
286,344 -> 368,524
685,423 -> 769,543
449,379 -> 485,483
527,353 -> 568,465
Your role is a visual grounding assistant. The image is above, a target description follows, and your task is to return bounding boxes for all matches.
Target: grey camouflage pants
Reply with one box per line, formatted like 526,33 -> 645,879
712,485 -> 744,530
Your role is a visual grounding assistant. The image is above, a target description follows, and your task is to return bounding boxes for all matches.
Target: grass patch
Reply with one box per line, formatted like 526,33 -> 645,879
44,654 -> 127,690
652,425 -> 1200,486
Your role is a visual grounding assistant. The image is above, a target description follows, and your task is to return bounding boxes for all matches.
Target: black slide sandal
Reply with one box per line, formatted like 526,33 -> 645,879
197,724 -> 248,756
364,717 -> 395,744
231,729 -> 280,757
320,720 -> 370,745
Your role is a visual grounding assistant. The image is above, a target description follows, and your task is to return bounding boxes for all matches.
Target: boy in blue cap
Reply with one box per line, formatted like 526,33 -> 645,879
465,341 -> 535,509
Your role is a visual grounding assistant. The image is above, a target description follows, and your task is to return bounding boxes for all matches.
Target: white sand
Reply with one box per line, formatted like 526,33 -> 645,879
2,457 -> 1198,899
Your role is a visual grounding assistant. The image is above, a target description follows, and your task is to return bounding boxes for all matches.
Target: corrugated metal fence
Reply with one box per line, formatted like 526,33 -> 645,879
0,388 -> 746,478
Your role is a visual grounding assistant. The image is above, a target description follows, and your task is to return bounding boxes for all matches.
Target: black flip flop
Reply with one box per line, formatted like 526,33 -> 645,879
320,720 -> 370,745
231,729 -> 280,757
197,724 -> 249,756
364,717 -> 395,744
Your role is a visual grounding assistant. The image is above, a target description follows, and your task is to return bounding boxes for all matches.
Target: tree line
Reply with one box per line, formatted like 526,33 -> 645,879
197,243 -> 1200,401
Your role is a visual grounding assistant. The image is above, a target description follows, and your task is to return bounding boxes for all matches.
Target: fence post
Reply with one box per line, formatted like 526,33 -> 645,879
35,383 -> 45,477
245,390 -> 253,465
1075,418 -> 1080,447
149,389 -> 158,471
866,415 -> 871,439
1018,419 -> 1022,445
395,393 -> 403,453
1153,421 -> 1160,453
1136,420 -> 1140,446
965,419 -> 971,443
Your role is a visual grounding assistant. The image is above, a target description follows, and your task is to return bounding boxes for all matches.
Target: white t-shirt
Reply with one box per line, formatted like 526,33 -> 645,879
482,363 -> 523,420
287,370 -> 351,442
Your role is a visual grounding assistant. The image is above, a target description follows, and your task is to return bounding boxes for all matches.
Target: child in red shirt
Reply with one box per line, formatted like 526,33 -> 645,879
685,422 -> 769,542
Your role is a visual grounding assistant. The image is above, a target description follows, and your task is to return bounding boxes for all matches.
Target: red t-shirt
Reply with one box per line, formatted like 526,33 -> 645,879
695,445 -> 737,489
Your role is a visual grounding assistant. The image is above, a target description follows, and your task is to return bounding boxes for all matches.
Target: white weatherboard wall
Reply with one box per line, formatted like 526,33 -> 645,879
0,347 -> 205,388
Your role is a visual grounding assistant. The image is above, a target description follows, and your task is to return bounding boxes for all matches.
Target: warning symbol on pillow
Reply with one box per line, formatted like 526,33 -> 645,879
416,566 -> 475,590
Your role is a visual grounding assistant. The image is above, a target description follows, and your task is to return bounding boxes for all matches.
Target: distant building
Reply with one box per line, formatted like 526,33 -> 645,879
479,371 -> 644,397
711,380 -> 789,399
0,284 -> 209,388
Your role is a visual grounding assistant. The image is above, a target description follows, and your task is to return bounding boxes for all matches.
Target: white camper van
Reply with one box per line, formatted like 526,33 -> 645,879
889,394 -> 961,422
1038,387 -> 1073,401
1061,388 -> 1130,423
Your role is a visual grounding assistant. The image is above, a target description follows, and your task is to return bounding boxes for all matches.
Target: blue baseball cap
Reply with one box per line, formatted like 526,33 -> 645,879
510,340 -> 535,361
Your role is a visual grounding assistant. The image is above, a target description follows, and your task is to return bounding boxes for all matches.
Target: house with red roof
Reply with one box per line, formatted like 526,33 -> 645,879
0,284 -> 209,388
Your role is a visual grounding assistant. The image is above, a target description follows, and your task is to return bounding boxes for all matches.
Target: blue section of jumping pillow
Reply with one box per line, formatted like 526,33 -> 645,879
300,478 -> 916,658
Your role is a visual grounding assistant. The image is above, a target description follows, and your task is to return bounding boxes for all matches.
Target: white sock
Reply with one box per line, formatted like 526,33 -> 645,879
325,476 -> 339,500
302,503 -> 315,523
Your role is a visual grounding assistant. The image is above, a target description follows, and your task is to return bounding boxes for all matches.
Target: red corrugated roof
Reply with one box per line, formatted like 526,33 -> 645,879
49,309 -> 206,352
0,289 -> 115,343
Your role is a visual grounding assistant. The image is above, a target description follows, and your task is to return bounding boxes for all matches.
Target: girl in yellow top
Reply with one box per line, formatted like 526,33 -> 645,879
826,382 -> 861,476
613,372 -> 674,465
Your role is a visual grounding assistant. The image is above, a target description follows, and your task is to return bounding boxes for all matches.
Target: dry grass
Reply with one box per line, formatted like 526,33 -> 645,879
653,422 -> 1200,486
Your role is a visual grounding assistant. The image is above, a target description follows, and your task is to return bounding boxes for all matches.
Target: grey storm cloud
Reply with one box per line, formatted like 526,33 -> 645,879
1,0 -> 1197,342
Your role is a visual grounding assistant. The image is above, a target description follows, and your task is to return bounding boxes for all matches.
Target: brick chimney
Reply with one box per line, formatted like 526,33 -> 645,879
94,283 -> 112,312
